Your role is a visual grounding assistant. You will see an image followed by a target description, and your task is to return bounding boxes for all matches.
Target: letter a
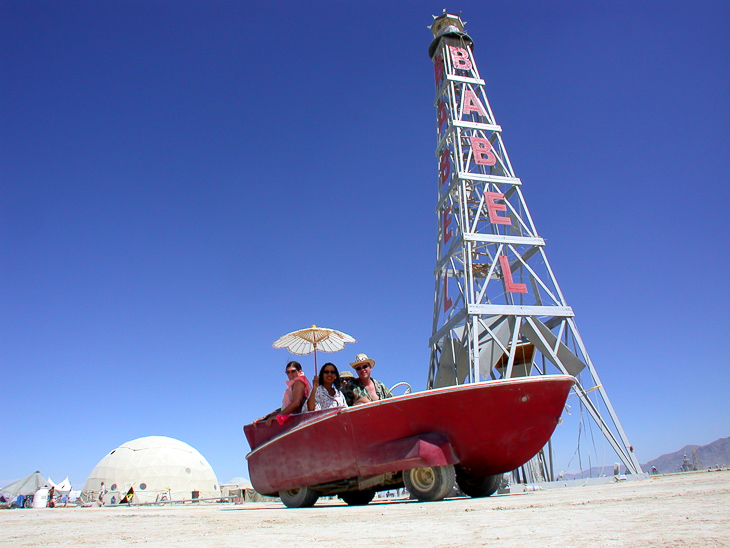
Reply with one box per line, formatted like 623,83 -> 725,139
438,100 -> 448,132
462,89 -> 487,118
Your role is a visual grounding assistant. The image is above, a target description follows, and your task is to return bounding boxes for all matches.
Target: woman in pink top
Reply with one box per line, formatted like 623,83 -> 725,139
254,361 -> 311,426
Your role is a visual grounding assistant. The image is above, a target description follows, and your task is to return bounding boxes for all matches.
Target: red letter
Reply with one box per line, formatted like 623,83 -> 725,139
443,206 -> 453,243
499,255 -> 527,294
434,55 -> 444,85
448,46 -> 472,71
438,100 -> 448,129
469,136 -> 496,166
439,150 -> 451,185
443,275 -> 452,311
485,192 -> 511,225
462,89 -> 487,118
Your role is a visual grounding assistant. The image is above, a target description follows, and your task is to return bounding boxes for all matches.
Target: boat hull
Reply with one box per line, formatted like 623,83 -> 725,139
244,375 -> 574,496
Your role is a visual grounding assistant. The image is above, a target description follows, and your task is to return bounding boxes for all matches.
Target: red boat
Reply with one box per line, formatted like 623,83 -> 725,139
244,375 -> 574,507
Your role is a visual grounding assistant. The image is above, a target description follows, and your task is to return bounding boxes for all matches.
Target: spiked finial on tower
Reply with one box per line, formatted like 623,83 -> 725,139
429,10 -> 466,37
428,10 -> 472,59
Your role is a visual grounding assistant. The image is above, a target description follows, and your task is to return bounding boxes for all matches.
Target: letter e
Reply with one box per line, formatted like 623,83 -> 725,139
485,192 -> 511,225
443,206 -> 453,243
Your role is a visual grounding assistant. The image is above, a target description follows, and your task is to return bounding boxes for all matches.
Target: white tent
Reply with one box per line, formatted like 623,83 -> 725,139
48,477 -> 72,494
81,436 -> 220,505
0,471 -> 48,505
1,471 -> 48,496
225,476 -> 252,490
220,477 -> 272,503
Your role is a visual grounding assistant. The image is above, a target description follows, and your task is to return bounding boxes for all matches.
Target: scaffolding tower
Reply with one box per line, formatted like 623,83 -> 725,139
426,11 -> 642,476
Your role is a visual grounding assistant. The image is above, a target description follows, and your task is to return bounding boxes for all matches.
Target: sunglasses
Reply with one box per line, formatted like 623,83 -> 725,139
322,370 -> 337,375
285,369 -> 297,375
353,364 -> 371,371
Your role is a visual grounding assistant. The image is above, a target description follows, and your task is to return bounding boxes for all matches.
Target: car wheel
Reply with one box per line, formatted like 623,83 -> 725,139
404,464 -> 455,502
279,486 -> 320,508
339,490 -> 376,506
455,468 -> 501,498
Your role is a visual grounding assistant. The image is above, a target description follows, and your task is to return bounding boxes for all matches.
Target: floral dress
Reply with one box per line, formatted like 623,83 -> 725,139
313,385 -> 347,410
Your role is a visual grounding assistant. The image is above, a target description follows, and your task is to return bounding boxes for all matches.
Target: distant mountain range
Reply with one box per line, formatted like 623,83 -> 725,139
562,436 -> 729,479
643,436 -> 730,474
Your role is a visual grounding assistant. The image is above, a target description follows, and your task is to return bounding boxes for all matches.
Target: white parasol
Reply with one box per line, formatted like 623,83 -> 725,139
272,325 -> 356,375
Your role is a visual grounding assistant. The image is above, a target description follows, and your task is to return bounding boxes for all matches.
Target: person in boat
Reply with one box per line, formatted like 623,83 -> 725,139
306,362 -> 347,411
342,353 -> 393,406
339,370 -> 354,388
254,360 -> 312,426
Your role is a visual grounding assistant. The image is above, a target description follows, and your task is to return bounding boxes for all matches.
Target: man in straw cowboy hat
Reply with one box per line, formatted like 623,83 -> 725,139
342,353 -> 393,406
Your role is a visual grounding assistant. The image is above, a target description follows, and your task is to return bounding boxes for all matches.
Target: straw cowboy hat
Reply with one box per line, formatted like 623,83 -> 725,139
350,353 -> 375,369
339,370 -> 355,379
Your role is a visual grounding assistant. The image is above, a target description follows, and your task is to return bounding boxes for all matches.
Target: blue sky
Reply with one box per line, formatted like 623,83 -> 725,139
2,0 -> 728,487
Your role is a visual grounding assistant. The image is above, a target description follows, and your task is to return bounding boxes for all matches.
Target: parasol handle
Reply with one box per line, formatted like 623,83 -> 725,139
313,343 -> 318,377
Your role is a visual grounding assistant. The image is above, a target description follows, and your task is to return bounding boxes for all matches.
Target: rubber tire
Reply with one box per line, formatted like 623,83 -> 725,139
455,469 -> 501,498
404,464 -> 456,502
339,490 -> 376,506
279,486 -> 320,508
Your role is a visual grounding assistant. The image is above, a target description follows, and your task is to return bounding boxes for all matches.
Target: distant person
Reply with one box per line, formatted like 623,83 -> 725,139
47,486 -> 55,508
342,354 -> 393,406
99,481 -> 106,506
307,363 -> 347,411
254,361 -> 312,426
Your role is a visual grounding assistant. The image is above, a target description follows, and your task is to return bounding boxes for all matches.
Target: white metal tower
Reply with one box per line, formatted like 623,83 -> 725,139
427,12 -> 642,475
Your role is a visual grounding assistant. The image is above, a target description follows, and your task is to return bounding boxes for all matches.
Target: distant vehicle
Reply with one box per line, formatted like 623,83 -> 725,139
244,375 -> 574,507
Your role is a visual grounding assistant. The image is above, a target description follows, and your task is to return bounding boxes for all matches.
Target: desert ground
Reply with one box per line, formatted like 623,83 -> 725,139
2,470 -> 728,547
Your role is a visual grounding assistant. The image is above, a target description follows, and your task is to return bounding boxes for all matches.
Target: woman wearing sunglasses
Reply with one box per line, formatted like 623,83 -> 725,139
307,362 -> 347,411
254,360 -> 312,426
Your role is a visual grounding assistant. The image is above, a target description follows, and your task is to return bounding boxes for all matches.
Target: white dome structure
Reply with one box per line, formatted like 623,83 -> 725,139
82,436 -> 220,504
